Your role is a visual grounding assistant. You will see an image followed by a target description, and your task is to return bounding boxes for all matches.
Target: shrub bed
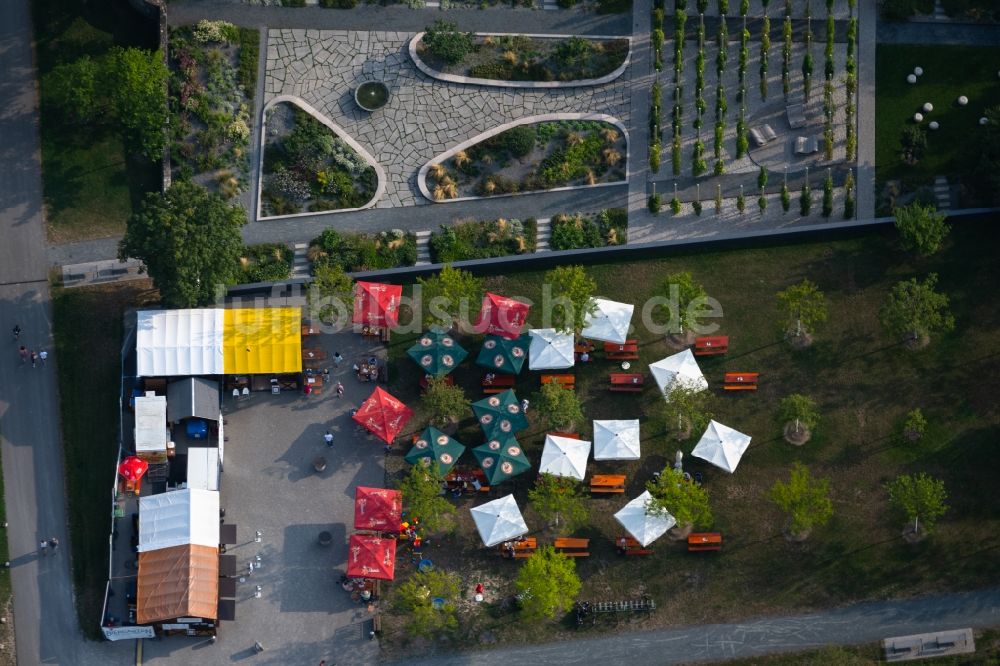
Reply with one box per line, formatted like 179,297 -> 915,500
309,228 -> 416,272
427,120 -> 626,200
169,21 -> 257,199
549,209 -> 627,250
429,218 -> 537,263
418,27 -> 628,83
238,243 -> 293,283
262,103 -> 378,216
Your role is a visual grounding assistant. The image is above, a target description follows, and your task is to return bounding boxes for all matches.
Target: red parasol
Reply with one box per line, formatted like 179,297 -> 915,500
353,281 -> 403,328
346,533 -> 397,580
353,387 -> 414,444
354,487 -> 402,531
117,456 -> 149,483
474,293 -> 531,340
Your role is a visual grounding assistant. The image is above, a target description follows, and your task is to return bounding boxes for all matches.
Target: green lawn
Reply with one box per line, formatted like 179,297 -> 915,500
381,219 -> 1000,653
875,44 -> 1000,192
32,0 -> 159,243
52,281 -> 158,634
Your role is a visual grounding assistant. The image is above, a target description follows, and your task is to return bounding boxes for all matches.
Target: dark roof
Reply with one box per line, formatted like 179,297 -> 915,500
167,378 -> 219,422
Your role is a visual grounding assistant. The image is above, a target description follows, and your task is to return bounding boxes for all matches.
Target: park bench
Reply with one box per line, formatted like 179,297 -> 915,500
694,336 -> 729,356
604,340 -> 639,360
618,536 -> 652,556
723,372 -> 759,391
500,537 -> 537,558
609,373 -> 644,392
302,347 -> 327,362
541,374 -> 575,390
590,474 -> 626,494
482,374 -> 515,394
687,532 -> 722,552
554,537 -> 591,557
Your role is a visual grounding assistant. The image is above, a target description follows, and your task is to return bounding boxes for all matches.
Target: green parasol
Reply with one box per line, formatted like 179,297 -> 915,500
472,436 -> 531,485
404,426 -> 466,475
475,334 -> 530,375
407,328 -> 468,377
471,389 -> 529,440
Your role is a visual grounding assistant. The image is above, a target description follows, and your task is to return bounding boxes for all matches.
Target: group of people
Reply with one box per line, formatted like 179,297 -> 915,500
14,325 -> 48,368
39,537 -> 59,555
353,356 -> 381,383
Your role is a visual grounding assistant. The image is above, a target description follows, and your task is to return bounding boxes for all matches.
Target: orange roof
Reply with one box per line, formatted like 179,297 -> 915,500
136,544 -> 219,624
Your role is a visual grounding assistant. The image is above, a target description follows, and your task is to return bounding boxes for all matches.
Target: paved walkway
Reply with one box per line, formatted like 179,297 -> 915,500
856,1 -> 876,220
878,20 -> 1000,45
396,587 -> 1000,665
0,0 -> 130,663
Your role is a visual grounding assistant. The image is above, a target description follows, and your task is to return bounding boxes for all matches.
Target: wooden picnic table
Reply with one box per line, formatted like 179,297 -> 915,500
617,535 -> 652,555
604,340 -> 639,360
554,537 -> 590,557
302,348 -> 327,361
723,372 -> 758,391
694,336 -> 729,356
499,537 -> 537,558
541,374 -> 575,390
609,372 -> 644,392
301,324 -> 320,337
590,474 -> 626,493
482,373 -> 515,394
687,532 -> 722,551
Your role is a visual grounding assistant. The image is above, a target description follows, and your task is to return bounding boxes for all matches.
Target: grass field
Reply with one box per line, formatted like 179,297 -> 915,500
875,44 -> 1000,192
381,218 -> 1000,653
32,0 -> 159,243
52,281 -> 158,634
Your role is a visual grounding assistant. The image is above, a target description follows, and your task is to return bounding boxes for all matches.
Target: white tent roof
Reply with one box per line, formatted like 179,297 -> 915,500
691,420 -> 752,473
539,434 -> 592,480
649,349 -> 708,397
138,488 -> 220,552
470,494 -> 529,547
134,392 -> 168,453
593,419 -> 641,460
614,490 -> 676,547
137,309 -> 225,377
528,329 -> 575,370
187,448 -> 220,491
581,298 -> 634,345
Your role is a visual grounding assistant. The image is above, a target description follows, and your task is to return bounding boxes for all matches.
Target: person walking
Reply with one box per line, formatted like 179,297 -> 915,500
12,324 -> 20,340
18,346 -> 28,364
520,398 -> 530,414
323,431 -> 334,447
39,539 -> 48,555
333,352 -> 343,367
38,349 -> 48,366
30,350 -> 37,368
335,381 -> 344,398
48,537 -> 59,552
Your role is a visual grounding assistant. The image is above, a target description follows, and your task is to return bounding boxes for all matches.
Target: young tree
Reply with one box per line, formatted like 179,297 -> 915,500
310,263 -> 354,325
396,464 -> 456,534
779,393 -> 819,444
646,467 -> 712,529
902,408 -> 928,442
799,180 -> 812,216
663,383 -> 714,440
423,377 -> 471,428
776,278 -> 827,342
886,473 -> 948,536
545,265 -> 597,334
118,181 -> 246,308
879,274 -> 955,346
417,264 -> 484,329
394,570 -> 461,638
516,546 -> 581,621
104,47 -> 169,160
422,20 -> 475,65
534,381 -> 585,432
770,462 -> 834,539
528,474 -> 589,531
43,55 -> 103,125
780,182 -> 791,212
894,202 -> 950,256
661,271 -> 709,341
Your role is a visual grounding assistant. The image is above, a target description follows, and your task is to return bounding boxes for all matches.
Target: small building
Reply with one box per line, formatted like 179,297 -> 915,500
134,392 -> 168,464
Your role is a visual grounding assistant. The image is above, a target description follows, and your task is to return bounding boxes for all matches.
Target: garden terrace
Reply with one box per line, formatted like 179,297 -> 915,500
308,227 -> 416,272
428,218 -> 537,263
237,243 -> 293,284
425,119 -> 627,201
261,102 -> 379,216
413,32 -> 630,85
548,208 -> 628,250
380,219 -> 1000,655
169,21 -> 258,200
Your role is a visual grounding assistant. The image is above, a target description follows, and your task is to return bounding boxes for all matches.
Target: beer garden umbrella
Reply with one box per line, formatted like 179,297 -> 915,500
691,420 -> 752,473
539,434 -> 592,480
472,436 -> 531,485
407,328 -> 468,377
649,349 -> 708,398
581,298 -> 635,345
472,390 -> 529,440
353,281 -> 402,328
470,494 -> 529,547
592,419 -> 641,460
346,534 -> 397,580
614,490 -> 676,547
404,427 -> 466,476
475,334 -> 530,375
354,487 -> 402,532
353,387 -> 414,444
118,455 -> 149,483
474,293 -> 531,340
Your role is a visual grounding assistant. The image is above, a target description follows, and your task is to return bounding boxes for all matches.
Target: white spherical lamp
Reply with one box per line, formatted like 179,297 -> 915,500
981,117 -> 990,126
914,67 -> 924,76
914,113 -> 924,123
958,95 -> 969,106
929,121 -> 939,130
923,102 -> 933,113
906,74 -> 917,84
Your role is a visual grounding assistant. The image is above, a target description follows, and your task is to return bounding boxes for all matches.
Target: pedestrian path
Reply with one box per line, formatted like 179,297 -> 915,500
291,242 -> 311,279
542,0 -> 559,10
932,0 -> 948,20
415,229 -> 432,265
535,217 -> 551,252
933,176 -> 951,211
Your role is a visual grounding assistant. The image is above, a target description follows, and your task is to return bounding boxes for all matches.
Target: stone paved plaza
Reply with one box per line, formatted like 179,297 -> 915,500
265,29 -> 632,208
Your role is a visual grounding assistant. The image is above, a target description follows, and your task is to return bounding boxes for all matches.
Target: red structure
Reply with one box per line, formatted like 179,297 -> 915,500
353,387 -> 414,443
117,456 -> 149,483
474,293 -> 531,340
354,487 -> 402,532
346,534 -> 397,580
353,281 -> 402,328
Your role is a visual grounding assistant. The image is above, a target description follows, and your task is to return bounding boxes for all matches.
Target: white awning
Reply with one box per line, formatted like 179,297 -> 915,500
138,488 -> 220,552
528,329 -> 575,370
137,309 -> 225,377
581,298 -> 634,344
470,494 -> 529,547
649,349 -> 708,397
593,419 -> 641,460
539,434 -> 592,480
691,420 -> 752,473
187,448 -> 220,491
134,392 -> 167,453
614,490 -> 676,547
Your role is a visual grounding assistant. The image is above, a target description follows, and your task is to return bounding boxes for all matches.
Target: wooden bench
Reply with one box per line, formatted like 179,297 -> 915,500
498,537 -> 537,558
618,536 -> 652,556
302,348 -> 327,362
554,537 -> 590,557
604,340 -> 639,360
482,374 -> 515,394
590,474 -> 626,494
687,532 -> 722,551
541,374 -> 575,390
694,336 -> 729,356
549,431 -> 581,440
723,372 -> 759,391
609,373 -> 644,392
